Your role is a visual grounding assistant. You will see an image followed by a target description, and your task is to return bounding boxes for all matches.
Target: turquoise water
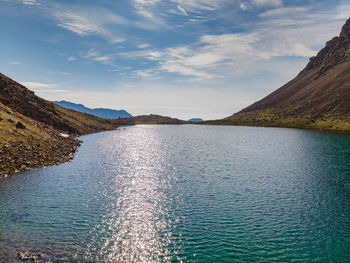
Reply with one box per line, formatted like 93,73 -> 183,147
0,125 -> 350,262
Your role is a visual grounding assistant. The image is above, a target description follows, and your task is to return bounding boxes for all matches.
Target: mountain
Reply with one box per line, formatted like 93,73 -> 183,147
213,18 -> 350,131
54,100 -> 132,119
188,118 -> 203,122
0,73 -> 118,175
115,114 -> 187,125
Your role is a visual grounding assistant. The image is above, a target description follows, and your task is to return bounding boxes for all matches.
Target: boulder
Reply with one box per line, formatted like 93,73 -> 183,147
15,122 -> 26,129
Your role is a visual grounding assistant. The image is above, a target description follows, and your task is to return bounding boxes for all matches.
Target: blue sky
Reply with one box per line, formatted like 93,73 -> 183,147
0,0 -> 349,119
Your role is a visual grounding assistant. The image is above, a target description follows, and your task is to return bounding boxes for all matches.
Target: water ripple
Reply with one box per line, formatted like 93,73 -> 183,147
0,125 -> 349,262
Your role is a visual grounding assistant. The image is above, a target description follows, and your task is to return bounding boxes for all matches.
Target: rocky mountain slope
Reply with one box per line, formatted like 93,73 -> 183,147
54,100 -> 132,119
0,73 -> 118,175
214,18 -> 350,131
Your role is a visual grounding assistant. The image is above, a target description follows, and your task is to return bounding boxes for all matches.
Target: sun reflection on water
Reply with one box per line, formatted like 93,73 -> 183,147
86,126 -> 178,262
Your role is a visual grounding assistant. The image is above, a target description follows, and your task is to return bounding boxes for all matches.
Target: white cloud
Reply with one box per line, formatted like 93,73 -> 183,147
84,49 -> 99,58
177,4 -> 188,15
240,3 -> 249,10
55,12 -> 99,35
19,0 -> 39,6
252,0 -> 282,7
138,44 -> 151,49
332,3 -> 350,20
134,0 -> 161,6
21,82 -> 58,89
171,0 -> 226,13
20,81 -> 69,93
67,56 -> 76,61
132,0 -> 169,29
94,56 -> 112,63
136,70 -> 152,78
259,7 -> 307,18
53,7 -> 127,43
10,61 -> 21,65
82,49 -> 114,65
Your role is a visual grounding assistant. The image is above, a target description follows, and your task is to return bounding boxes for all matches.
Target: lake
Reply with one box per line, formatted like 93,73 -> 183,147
1,125 -> 350,262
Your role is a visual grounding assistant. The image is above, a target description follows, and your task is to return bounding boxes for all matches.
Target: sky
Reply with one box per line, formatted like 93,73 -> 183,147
0,0 -> 349,120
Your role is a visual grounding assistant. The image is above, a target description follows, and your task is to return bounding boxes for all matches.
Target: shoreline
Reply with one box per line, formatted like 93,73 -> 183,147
0,127 -> 122,178
1,122 -> 350,178
0,135 -> 81,178
200,120 -> 350,133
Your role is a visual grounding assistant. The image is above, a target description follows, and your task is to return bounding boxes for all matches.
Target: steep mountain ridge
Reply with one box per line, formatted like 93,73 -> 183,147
217,18 -> 350,131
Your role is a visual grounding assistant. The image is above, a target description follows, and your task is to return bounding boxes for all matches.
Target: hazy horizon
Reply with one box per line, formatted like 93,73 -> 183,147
0,0 -> 349,119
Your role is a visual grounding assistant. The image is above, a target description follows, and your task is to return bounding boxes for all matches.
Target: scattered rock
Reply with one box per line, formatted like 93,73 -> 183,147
17,250 -> 48,262
16,122 -> 26,129
7,118 -> 14,123
17,250 -> 32,260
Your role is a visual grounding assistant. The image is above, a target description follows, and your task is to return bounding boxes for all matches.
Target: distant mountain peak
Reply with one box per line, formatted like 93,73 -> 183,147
53,101 -> 132,119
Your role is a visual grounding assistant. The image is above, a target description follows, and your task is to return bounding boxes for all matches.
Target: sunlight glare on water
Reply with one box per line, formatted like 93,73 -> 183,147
86,126 -> 177,262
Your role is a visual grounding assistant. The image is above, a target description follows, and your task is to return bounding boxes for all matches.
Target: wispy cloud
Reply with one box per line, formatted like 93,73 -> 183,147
132,0 -> 170,29
239,2 -> 249,10
118,3 -> 348,81
67,56 -> 76,62
136,70 -> 153,78
53,6 -> 127,43
121,31 -> 314,80
21,82 -> 58,89
10,61 -> 22,65
171,0 -> 226,13
259,7 -> 307,18
82,49 -> 114,66
19,0 -> 39,6
138,43 -> 151,49
252,0 -> 282,7
20,81 -> 68,93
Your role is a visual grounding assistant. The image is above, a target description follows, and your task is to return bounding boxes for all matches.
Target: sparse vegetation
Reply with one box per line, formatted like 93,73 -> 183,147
115,114 -> 187,125
0,73 -> 118,175
207,19 -> 350,132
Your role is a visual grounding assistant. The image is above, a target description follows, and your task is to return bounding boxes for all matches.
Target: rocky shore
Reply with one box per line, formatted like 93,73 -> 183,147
0,133 -> 81,177
0,244 -> 56,263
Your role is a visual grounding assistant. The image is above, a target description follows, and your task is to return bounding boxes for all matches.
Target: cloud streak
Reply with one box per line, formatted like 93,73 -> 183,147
52,6 -> 128,43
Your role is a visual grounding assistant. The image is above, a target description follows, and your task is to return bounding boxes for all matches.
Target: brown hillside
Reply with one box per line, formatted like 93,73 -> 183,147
115,114 -> 187,125
0,73 -> 117,175
0,73 -> 116,135
218,18 -> 350,131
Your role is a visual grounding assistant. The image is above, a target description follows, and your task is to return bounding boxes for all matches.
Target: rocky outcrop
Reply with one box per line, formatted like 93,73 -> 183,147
300,18 -> 350,76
